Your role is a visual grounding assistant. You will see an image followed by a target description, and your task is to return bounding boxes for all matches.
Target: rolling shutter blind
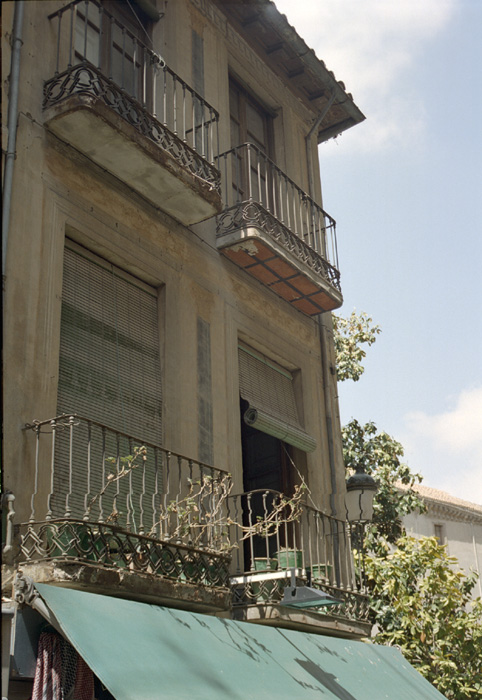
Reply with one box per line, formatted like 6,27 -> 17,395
55,244 -> 162,519
238,345 -> 316,452
239,345 -> 299,424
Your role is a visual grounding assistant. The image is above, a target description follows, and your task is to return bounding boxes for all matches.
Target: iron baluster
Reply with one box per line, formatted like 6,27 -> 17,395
256,152 -> 262,209
152,55 -> 157,117
98,426 -> 106,523
68,3 -> 75,68
173,75 -> 178,136
247,493 -> 255,571
191,94 -> 196,152
133,37 -> 138,99
200,99 -> 205,158
82,0 -> 88,61
29,423 -> 41,523
98,5 -> 103,70
152,447 -> 160,537
174,455 -> 182,539
113,431 -> 120,527
182,82 -> 186,143
46,419 -> 56,521
246,144 -> 253,201
126,436 -> 133,531
163,451 -> 171,540
262,490 -> 270,562
83,420 -> 92,520
162,65 -> 167,127
121,26 -> 126,90
235,147 -> 241,204
55,11 -> 62,75
209,108 -> 214,163
142,46 -> 146,107
109,16 -> 113,79
189,459 -> 195,544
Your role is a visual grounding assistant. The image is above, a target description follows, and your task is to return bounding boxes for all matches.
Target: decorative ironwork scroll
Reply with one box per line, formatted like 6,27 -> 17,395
44,64 -> 221,194
19,519 -> 231,589
217,202 -> 342,291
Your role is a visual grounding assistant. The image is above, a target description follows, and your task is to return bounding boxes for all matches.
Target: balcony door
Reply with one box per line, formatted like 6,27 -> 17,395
74,0 -> 153,102
240,399 -> 293,563
229,79 -> 273,207
241,398 -> 292,495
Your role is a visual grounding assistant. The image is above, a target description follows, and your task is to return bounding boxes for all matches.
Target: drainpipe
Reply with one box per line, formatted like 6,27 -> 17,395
2,1 -> 25,290
317,316 -> 340,516
304,90 -> 340,517
305,89 -> 335,203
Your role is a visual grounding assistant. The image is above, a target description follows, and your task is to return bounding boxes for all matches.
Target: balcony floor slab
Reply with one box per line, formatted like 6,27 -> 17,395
16,561 -> 231,614
44,93 -> 222,225
216,221 -> 343,315
232,603 -> 372,640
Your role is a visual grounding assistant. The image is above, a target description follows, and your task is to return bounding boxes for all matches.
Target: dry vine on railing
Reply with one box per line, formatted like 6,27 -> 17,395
86,446 -> 307,553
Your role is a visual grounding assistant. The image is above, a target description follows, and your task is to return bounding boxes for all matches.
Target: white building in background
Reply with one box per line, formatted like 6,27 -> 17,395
401,484 -> 482,600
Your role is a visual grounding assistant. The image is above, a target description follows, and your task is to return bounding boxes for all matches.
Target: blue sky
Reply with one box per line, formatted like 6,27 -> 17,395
274,0 -> 482,503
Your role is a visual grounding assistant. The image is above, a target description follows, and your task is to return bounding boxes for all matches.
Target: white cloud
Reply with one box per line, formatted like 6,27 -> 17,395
274,0 -> 456,153
401,387 -> 482,504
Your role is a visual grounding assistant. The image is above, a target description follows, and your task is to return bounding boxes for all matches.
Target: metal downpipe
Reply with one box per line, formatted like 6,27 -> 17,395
304,90 -> 341,517
305,89 -> 336,201
2,1 -> 25,287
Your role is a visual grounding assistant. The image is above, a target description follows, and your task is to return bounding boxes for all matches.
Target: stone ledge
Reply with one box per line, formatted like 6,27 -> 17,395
232,603 -> 372,640
14,561 -> 231,614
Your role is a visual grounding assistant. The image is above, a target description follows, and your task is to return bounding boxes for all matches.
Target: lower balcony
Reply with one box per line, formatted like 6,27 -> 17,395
17,414 -> 232,613
227,489 -> 371,638
12,414 -> 369,636
43,1 -> 221,225
216,143 -> 343,315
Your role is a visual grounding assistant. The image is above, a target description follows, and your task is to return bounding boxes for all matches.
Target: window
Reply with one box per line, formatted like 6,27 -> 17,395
74,1 -> 153,100
238,344 -> 315,563
229,79 -> 274,205
55,242 -> 162,518
229,80 -> 272,154
238,344 -> 316,453
58,243 -> 162,439
434,524 -> 445,544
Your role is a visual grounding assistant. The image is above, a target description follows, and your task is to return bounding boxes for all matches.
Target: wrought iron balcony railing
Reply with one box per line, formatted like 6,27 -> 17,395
216,143 -> 341,292
20,415 -> 231,588
227,489 -> 370,623
18,417 -> 368,622
44,0 -> 220,193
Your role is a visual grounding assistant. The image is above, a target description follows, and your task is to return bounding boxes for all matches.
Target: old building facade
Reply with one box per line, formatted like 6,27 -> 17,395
401,484 -> 482,600
2,2 -> 446,698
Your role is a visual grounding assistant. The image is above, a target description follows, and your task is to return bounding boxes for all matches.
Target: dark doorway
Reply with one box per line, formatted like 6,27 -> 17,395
240,399 -> 293,564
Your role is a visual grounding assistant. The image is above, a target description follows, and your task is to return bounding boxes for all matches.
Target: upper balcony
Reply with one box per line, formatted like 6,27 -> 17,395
43,1 -> 222,225
216,143 -> 342,315
11,414 -> 370,637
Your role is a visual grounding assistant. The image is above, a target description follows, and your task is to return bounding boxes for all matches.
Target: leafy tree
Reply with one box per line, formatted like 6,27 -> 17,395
334,311 -> 482,697
334,311 -> 424,541
365,536 -> 482,699
332,310 -> 381,382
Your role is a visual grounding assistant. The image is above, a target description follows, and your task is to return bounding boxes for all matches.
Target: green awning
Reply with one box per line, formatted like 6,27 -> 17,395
35,584 -> 444,700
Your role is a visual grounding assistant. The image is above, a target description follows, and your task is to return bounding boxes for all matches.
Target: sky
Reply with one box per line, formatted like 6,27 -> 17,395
274,0 -> 482,504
